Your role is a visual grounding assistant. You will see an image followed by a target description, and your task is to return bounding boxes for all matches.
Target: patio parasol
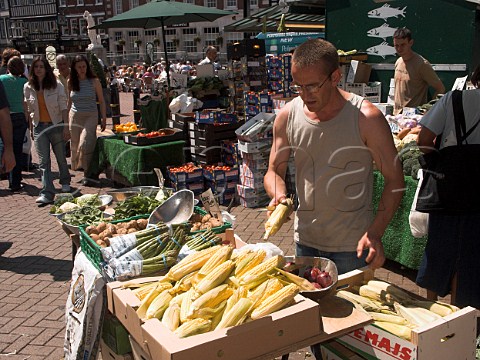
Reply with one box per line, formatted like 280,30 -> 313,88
92,0 -> 236,88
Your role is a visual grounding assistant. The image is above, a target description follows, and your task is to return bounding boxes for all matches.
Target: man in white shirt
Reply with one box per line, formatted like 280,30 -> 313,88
198,46 -> 221,70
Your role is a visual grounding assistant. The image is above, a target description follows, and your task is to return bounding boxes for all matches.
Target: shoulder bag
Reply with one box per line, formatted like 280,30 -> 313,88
415,90 -> 480,214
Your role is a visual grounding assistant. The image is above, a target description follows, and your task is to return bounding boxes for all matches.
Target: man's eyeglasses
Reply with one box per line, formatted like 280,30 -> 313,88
289,73 -> 332,94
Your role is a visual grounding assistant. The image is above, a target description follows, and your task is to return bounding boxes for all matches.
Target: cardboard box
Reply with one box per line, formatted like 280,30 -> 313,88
100,339 -> 133,360
335,269 -> 478,360
372,103 -> 394,116
346,61 -> 372,84
141,295 -> 321,360
129,336 -> 152,360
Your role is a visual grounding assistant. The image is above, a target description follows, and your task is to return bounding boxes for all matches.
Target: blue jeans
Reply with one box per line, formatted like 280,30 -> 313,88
33,122 -> 71,199
296,243 -> 368,275
295,243 -> 369,360
9,113 -> 28,189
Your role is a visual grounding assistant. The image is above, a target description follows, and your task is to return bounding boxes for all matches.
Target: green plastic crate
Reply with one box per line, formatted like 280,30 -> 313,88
189,206 -> 232,235
79,214 -> 149,272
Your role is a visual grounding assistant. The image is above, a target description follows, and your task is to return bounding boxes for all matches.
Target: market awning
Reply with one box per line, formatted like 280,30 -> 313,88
224,3 -> 325,33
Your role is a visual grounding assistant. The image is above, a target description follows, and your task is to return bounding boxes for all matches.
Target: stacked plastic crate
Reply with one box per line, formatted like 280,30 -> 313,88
235,113 -> 275,208
166,163 -> 204,198
202,165 -> 239,205
266,54 -> 293,98
167,112 -> 194,162
243,91 -> 274,120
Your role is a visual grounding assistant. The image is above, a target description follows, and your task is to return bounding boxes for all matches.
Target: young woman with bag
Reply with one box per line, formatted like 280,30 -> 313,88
24,56 -> 71,204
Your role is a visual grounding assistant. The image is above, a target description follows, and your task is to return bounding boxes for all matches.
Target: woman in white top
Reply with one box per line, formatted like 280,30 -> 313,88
24,56 -> 70,204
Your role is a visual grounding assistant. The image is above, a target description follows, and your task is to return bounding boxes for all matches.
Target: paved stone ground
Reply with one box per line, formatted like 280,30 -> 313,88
0,91 -> 449,360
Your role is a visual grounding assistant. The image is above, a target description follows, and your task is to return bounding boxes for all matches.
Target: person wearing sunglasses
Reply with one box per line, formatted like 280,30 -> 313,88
265,38 -> 404,278
264,38 -> 404,358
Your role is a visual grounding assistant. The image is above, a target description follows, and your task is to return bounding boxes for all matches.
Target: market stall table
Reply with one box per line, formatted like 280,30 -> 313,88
86,136 -> 185,186
373,172 -> 427,270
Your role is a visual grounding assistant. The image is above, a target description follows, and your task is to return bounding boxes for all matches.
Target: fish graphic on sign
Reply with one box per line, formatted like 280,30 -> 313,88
367,23 -> 398,40
368,4 -> 407,21
366,42 -> 397,59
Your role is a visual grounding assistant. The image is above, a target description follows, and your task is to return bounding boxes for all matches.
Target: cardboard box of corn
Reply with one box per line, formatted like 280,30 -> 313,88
334,268 -> 477,360
106,235 -> 325,360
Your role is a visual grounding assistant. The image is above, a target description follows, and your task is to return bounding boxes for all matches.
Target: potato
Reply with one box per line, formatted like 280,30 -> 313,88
90,234 -> 100,242
106,223 -> 116,233
209,218 -> 222,228
96,240 -> 107,248
117,228 -> 128,235
96,222 -> 107,233
127,228 -> 137,234
127,220 -> 138,230
202,214 -> 212,223
136,219 -> 148,229
103,230 -> 113,239
85,225 -> 97,235
104,238 -> 111,246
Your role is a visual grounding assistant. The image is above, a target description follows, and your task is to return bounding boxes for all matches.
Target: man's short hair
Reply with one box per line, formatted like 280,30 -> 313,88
292,38 -> 339,75
7,56 -> 25,76
2,48 -> 21,67
393,27 -> 412,41
56,54 -> 68,63
206,46 -> 217,55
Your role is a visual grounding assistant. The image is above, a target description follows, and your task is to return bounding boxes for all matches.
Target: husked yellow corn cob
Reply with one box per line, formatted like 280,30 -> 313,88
194,260 -> 235,295
234,250 -> 266,278
131,282 -> 158,300
198,246 -> 233,278
145,290 -> 173,320
230,248 -> 252,261
189,284 -> 233,319
224,286 -> 248,315
167,246 -> 221,281
174,318 -> 212,338
373,321 -> 412,341
239,255 -> 286,286
367,280 -> 412,303
274,267 -> 317,291
216,298 -> 253,329
162,303 -> 181,331
251,283 -> 299,320
180,289 -> 196,323
136,282 -> 173,319
413,300 -> 458,317
170,291 -> 186,306
248,277 -> 283,309
264,198 -> 294,240
210,302 -> 227,329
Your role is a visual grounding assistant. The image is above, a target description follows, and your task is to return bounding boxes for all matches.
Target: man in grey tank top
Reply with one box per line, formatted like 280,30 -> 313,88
265,38 -> 404,274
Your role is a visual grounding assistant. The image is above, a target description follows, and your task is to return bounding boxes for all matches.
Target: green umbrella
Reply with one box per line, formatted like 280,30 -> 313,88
93,0 -> 236,88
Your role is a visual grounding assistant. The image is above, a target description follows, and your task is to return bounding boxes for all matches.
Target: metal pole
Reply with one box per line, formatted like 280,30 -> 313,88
160,19 -> 171,90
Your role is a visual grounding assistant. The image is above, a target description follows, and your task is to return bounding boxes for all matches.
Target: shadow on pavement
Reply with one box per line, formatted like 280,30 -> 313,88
0,243 -> 71,281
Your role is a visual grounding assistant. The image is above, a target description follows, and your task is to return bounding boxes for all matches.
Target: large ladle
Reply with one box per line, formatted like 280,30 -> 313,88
147,189 -> 195,233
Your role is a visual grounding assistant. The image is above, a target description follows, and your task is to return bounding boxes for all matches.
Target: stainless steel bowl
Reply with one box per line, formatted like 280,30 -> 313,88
107,186 -> 175,202
284,256 -> 338,301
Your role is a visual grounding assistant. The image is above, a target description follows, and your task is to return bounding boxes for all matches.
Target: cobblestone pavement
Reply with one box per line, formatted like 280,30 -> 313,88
0,91 -> 444,360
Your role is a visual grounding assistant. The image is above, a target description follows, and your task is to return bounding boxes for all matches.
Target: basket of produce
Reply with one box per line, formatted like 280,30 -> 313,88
124,128 -> 183,146
49,193 -> 113,216
281,256 -> 338,301
57,206 -> 113,236
188,206 -> 232,234
113,122 -> 145,138
112,192 -> 173,221
79,215 -> 149,271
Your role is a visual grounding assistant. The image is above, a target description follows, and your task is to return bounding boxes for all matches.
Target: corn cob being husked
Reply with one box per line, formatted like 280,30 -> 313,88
249,278 -> 284,309
189,284 -> 233,319
264,197 -> 294,240
239,255 -> 286,287
136,282 -> 173,319
167,245 -> 221,281
234,249 -> 266,278
197,246 -> 233,278
194,260 -> 235,295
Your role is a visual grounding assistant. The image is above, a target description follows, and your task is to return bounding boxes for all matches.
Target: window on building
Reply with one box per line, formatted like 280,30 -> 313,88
166,41 -> 176,53
203,27 -> 218,47
184,39 -> 196,53
77,0 -> 84,5
145,30 -> 156,36
79,19 -> 86,35
0,20 -> 6,39
225,0 -> 236,8
0,0 -> 6,10
96,0 -> 103,4
114,31 -> 122,41
204,0 -> 216,8
249,0 -> 258,8
129,0 -> 139,9
70,18 -> 78,34
183,0 -> 194,3
182,28 -> 196,35
10,0 -> 19,5
226,32 -> 242,45
164,29 -> 176,36
97,17 -> 104,34
115,0 -> 122,14
62,26 -> 69,35
59,0 -> 66,6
